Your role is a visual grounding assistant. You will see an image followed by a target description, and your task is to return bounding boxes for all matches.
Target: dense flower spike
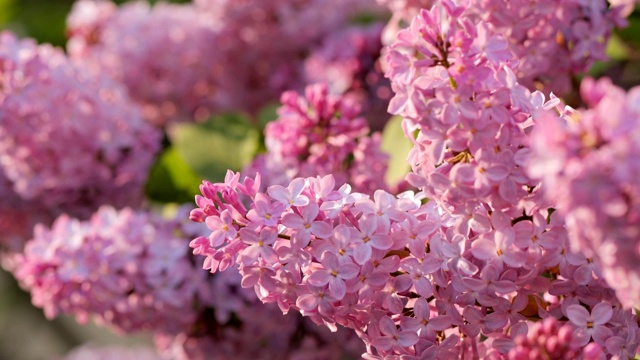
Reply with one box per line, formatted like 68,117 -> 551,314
67,0 -> 220,126
386,0 -> 538,217
528,77 -> 640,309
13,206 -> 213,335
0,31 -> 160,218
244,84 -> 390,195
507,317 -> 604,360
189,171 -> 640,358
68,0 -> 385,126
380,0 -> 628,95
304,23 -> 392,130
13,204 -> 365,359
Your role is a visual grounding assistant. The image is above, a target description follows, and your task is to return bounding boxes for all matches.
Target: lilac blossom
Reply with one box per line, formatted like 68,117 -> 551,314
185,1 -> 640,357
379,0 -> 629,96
188,171 -> 640,357
68,0 -> 385,126
244,83 -> 391,195
528,77 -> 640,309
508,317 -> 605,359
0,31 -> 160,218
13,206 -> 213,335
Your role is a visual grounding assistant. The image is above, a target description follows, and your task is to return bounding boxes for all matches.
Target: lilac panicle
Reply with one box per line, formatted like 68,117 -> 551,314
0,31 -> 160,218
528,77 -> 640,309
380,0 -> 628,96
13,206 -> 213,335
68,0 -> 386,126
189,171 -> 640,358
244,83 -> 391,195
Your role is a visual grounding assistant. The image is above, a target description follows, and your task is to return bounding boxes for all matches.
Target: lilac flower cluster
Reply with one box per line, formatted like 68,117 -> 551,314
67,0 -> 220,126
0,31 -> 160,219
379,0 -> 629,95
376,1 -> 638,357
13,206 -> 213,335
507,317 -> 604,360
385,1 -> 536,213
188,1 -> 640,358
245,83 -> 390,195
528,77 -> 640,310
67,0 -> 386,126
189,170 -> 640,358
12,203 -> 365,359
303,23 -> 392,131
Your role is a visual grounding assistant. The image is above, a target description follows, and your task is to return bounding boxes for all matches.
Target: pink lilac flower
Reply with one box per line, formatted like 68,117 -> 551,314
304,22 -> 393,130
244,83 -> 391,195
0,31 -> 160,218
528,77 -> 640,309
307,251 -> 360,300
370,316 -> 420,353
13,206 -> 213,335
566,302 -> 614,347
68,0 -> 386,126
379,0 -> 629,96
189,171 -> 640,358
508,317 -> 605,360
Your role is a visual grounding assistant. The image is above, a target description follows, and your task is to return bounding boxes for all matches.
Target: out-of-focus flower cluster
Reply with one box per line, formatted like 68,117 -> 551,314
67,0 -> 389,127
245,83 -> 390,195
0,31 -> 160,221
528,77 -> 640,310
304,23 -> 392,130
0,171 -> 53,257
67,0 -> 220,126
13,206 -> 213,335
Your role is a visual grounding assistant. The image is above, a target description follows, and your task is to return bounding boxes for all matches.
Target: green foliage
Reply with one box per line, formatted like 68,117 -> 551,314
0,0 -> 15,26
145,147 -> 202,203
380,115 -> 412,186
618,10 -> 640,49
171,113 -> 261,184
256,102 -> 279,131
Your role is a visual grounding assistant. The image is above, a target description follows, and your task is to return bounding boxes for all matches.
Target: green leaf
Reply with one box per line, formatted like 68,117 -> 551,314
145,147 -> 203,203
0,0 -> 15,26
256,102 -> 280,131
617,12 -> 640,47
380,115 -> 413,186
606,33 -> 630,61
171,113 -> 260,183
